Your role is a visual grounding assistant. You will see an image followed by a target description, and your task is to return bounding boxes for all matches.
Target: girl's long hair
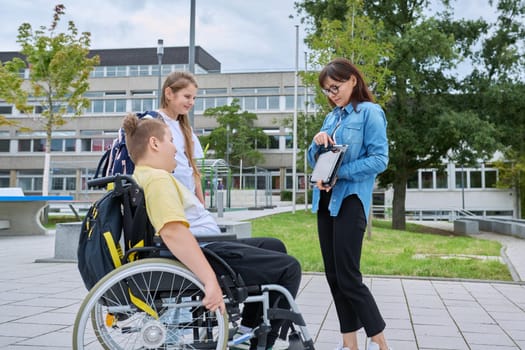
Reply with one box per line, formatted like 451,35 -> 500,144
160,71 -> 201,178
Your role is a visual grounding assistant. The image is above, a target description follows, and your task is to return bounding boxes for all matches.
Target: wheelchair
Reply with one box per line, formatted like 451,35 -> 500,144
72,175 -> 315,350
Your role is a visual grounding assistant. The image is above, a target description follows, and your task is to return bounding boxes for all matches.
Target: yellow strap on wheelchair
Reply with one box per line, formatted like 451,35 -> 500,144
127,240 -> 145,262
103,231 -> 122,268
128,288 -> 159,319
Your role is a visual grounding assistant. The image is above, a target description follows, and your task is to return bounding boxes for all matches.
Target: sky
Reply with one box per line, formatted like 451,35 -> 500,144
0,0 -> 498,73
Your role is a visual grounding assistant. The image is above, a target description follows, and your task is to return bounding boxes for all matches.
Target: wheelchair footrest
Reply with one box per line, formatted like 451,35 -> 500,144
267,307 -> 306,326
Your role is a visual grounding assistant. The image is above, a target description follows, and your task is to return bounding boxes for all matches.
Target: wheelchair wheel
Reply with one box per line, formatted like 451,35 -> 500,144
73,258 -> 228,350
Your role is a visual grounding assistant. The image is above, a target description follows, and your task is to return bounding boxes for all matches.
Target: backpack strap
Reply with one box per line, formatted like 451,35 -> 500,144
121,182 -> 154,256
93,149 -> 111,181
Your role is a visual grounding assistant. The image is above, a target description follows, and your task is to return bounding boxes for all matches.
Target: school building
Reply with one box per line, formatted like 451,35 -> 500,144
0,46 -> 517,219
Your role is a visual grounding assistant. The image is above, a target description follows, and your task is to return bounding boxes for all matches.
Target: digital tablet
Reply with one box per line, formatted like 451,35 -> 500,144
310,145 -> 348,187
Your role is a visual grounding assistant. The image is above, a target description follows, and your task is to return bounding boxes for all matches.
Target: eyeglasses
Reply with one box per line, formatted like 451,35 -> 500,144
321,83 -> 345,96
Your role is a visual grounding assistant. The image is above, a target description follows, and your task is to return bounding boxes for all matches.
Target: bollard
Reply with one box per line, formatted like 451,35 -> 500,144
216,190 -> 224,218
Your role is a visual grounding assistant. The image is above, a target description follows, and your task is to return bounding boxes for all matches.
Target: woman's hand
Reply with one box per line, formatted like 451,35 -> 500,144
315,178 -> 336,192
313,131 -> 334,148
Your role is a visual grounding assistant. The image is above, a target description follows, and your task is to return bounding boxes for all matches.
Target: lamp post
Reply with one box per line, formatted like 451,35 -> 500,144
226,124 -> 230,165
188,0 -> 196,128
156,39 -> 164,109
304,51 -> 309,211
292,24 -> 299,213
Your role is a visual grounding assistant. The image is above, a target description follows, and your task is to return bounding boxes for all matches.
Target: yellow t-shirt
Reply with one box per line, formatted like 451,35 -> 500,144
133,165 -> 190,233
133,165 -> 221,237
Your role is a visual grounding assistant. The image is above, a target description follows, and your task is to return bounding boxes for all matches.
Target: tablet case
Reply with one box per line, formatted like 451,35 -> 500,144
310,145 -> 348,187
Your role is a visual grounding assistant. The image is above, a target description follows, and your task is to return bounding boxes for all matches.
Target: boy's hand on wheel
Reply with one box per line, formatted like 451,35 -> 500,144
203,281 -> 226,314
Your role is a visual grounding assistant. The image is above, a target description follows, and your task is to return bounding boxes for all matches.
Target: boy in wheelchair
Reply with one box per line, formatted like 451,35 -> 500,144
122,113 -> 303,350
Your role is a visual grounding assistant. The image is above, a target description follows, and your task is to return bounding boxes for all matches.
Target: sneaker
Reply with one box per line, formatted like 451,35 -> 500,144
334,344 -> 350,350
367,341 -> 392,350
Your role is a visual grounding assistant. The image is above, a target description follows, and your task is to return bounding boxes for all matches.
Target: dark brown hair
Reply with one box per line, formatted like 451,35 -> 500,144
122,113 -> 167,163
318,58 -> 375,110
160,71 -> 200,177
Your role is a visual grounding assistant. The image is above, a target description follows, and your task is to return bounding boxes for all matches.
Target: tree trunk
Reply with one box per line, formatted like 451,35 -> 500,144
43,150 -> 51,196
392,174 -> 408,230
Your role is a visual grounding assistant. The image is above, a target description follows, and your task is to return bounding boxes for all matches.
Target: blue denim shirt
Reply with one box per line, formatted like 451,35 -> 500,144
307,101 -> 388,221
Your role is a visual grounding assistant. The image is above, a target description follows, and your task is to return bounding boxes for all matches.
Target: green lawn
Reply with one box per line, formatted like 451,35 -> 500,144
250,211 -> 512,281
46,211 -> 512,281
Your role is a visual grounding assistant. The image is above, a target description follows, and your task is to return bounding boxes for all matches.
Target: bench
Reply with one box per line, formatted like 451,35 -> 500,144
0,187 -> 73,236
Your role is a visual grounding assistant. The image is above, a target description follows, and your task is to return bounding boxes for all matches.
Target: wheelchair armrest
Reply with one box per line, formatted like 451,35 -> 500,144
197,233 -> 237,242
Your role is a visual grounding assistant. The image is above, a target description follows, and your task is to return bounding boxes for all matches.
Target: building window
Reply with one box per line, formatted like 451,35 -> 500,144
216,97 -> 228,107
129,66 -> 139,76
199,88 -> 228,95
455,170 -> 467,189
132,98 -> 154,112
243,97 -> 256,110
50,139 -> 76,152
285,95 -> 305,110
17,170 -> 43,192
92,100 -> 104,113
18,139 -> 45,152
268,135 -> 279,149
0,106 -> 12,115
92,66 -> 105,78
470,170 -> 482,188
485,170 -> 497,188
0,171 -> 9,187
421,171 -> 433,189
80,168 -> 97,190
106,66 -> 116,77
82,138 -> 114,152
0,140 -> 9,152
268,96 -> 280,110
284,134 -> 293,149
116,66 -> 127,76
194,99 -> 204,112
51,169 -> 76,191
51,139 -> 62,152
436,170 -> 448,189
232,87 -> 256,94
138,65 -> 150,76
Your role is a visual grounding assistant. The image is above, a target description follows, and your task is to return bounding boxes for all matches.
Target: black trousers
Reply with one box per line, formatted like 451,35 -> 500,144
206,237 -> 301,347
317,192 -> 385,337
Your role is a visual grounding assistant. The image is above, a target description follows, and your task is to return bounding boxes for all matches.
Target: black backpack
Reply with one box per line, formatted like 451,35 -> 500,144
77,175 -> 154,290
92,111 -> 160,182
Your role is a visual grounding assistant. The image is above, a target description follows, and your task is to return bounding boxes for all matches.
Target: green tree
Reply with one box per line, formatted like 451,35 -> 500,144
0,59 -> 28,126
200,100 -> 269,167
284,0 -> 393,174
0,4 -> 99,195
461,0 -> 525,217
296,0 -> 502,229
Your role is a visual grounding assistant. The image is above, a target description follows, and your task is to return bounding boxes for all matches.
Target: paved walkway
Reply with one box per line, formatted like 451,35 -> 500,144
0,206 -> 524,349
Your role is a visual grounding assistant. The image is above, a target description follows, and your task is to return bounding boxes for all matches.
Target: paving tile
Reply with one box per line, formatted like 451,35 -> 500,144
0,322 -> 69,338
468,345 -> 519,350
416,335 -> 469,349
462,332 -> 515,346
413,324 -> 461,337
506,328 -> 525,340
0,336 -> 26,347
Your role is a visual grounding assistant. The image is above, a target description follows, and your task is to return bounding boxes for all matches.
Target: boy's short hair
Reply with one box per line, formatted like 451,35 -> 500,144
122,113 -> 167,162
